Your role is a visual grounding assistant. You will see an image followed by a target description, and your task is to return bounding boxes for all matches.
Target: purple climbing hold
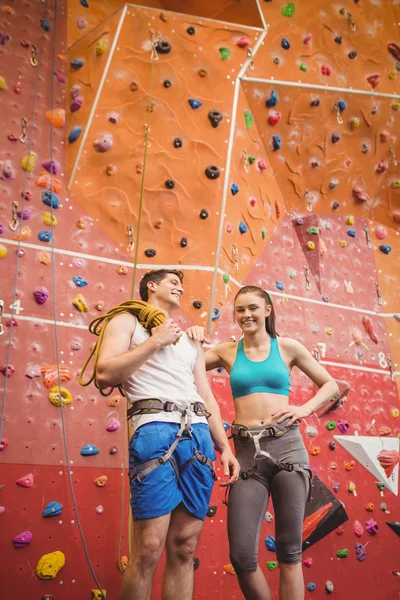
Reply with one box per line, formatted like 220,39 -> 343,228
12,531 -> 33,549
109,112 -> 119,124
329,440 -> 336,450
337,419 -> 350,433
348,50 -> 357,59
42,159 -> 60,174
54,72 -> 65,83
333,483 -> 340,493
310,98 -> 320,107
365,518 -> 379,535
77,17 -> 87,29
71,96 -> 83,112
0,223 -> 3,234
331,133 -> 340,143
106,418 -> 121,432
355,543 -> 366,562
93,133 -> 113,152
332,201 -> 340,210
33,286 -> 49,305
335,35 -> 342,44
17,209 -> 32,220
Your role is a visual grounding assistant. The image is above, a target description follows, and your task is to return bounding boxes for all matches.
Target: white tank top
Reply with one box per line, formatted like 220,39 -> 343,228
123,321 -> 208,432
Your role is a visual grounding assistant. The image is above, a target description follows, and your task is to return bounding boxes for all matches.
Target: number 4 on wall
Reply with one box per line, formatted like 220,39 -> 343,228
9,300 -> 24,315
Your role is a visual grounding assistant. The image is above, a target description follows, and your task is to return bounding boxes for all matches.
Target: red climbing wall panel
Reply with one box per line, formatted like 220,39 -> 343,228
1,0 -> 400,599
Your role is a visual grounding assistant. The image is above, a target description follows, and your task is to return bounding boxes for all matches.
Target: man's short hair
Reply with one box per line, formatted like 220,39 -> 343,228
139,269 -> 184,302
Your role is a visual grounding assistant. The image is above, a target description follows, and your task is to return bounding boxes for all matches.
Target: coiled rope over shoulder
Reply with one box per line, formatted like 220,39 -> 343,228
79,300 -> 172,396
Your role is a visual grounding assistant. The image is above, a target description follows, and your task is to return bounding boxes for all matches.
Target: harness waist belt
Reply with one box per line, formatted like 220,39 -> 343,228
127,398 -> 210,421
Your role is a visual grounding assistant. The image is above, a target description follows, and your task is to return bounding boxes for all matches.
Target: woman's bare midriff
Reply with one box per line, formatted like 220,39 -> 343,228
233,392 -> 290,427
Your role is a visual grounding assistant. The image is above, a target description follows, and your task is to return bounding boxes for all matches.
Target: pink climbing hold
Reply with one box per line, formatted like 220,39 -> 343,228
0,159 -> 16,180
71,96 -> 83,112
236,36 -> 250,48
0,365 -> 14,377
374,225 -> 387,240
0,506 -> 5,515
96,505 -> 104,515
353,520 -> 363,537
16,473 -> 34,488
25,365 -> 41,378
42,159 -> 60,174
365,518 -> 379,535
352,188 -> 370,203
249,197 -> 256,207
303,33 -> 312,45
376,160 -> 388,174
93,133 -> 113,153
393,210 -> 400,223
109,111 -> 119,124
303,558 -> 313,567
380,130 -> 391,143
54,71 -> 65,83
257,158 -> 267,171
13,531 -> 33,548
321,63 -> 332,76
33,286 -> 49,305
77,16 -> 87,29
106,418 -> 121,432
0,437 -> 8,451
226,223 -> 233,233
71,84 -> 81,99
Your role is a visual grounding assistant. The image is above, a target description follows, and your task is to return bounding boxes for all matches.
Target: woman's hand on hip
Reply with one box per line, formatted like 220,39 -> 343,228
272,404 -> 312,427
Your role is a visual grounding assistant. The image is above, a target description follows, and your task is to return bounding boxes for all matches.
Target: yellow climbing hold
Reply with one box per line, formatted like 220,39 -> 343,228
326,328 -> 333,335
48,386 -> 72,407
0,76 -> 7,90
392,409 -> 399,418
346,215 -> 354,225
96,37 -> 109,56
348,481 -> 356,493
306,241 -> 315,250
391,180 -> 400,189
21,151 -> 36,172
0,244 -> 7,258
72,293 -> 89,312
36,550 -> 65,579
350,117 -> 360,129
340,240 -> 347,248
391,101 -> 400,111
43,212 -> 58,226
389,69 -> 396,80
92,590 -> 107,600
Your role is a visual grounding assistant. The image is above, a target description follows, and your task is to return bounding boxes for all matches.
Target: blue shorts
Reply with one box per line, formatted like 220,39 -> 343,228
129,421 -> 216,521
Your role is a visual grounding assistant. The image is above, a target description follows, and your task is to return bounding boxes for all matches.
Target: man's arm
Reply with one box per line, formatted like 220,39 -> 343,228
192,341 -> 239,486
96,313 -> 181,390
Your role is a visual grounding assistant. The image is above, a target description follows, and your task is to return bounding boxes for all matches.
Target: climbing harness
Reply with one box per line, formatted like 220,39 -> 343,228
127,399 -> 215,483
79,300 -> 177,396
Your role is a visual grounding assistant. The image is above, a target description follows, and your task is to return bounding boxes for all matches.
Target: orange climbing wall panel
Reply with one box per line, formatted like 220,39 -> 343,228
1,0 -> 400,599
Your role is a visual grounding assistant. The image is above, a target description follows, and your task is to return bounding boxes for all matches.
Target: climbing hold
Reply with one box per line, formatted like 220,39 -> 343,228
71,58 -> 84,71
198,68 -> 208,78
310,447 -> 321,456
92,591 -> 106,600
236,36 -> 250,48
163,80 -> 171,88
120,556 -> 128,572
388,42 -> 400,61
38,230 -> 52,243
281,2 -> 295,16
186,26 -> 195,35
0,437 -> 8,451
239,222 -> 248,234
224,564 -> 236,575
281,38 -> 290,50
380,503 -> 387,512
36,551 -> 65,580
173,137 -> 182,148
268,112 -> 281,126
244,110 -> 253,130
326,421 -> 336,431
348,50 -> 357,59
331,133 -> 340,144
17,208 -> 32,221
96,38 -> 108,56
0,159 -> 15,179
299,63 -> 307,72
180,237 -> 188,248
219,47 -> 231,60
365,503 -> 374,512
156,40 -> 171,54
337,420 -> 350,433
375,225 -> 387,240
333,483 -> 340,493
110,447 -> 117,455
379,245 -> 392,255
365,518 -> 379,534
361,142 -> 370,154
266,90 -> 278,107
350,117 -> 360,129
208,110 -> 223,128
93,133 -> 113,152
325,581 -> 334,594
16,473 -> 34,488
165,179 -> 175,189
347,230 -> 356,238
307,583 -> 316,592
265,512 -> 273,522
348,482 -> 356,493
265,534 -> 276,551
72,294 -> 89,312
77,16 -> 87,29
81,444 -> 100,456
188,98 -> 202,109
306,241 -> 315,250
329,441 -> 336,450
144,249 -> 156,258
33,286 -> 49,305
306,426 -> 318,437
71,96 -> 83,112
339,240 -> 347,248
40,19 -> 51,31
207,506 -> 217,518
231,183 -> 239,196
48,386 -> 72,407
335,35 -> 342,44
345,460 -> 355,471
321,64 -> 332,75
272,135 -> 282,151
355,542 -> 366,562
42,501 -> 63,518
21,151 -> 36,173
42,159 -> 60,175
68,126 -> 82,143
13,531 -> 33,548
367,74 -> 380,88
211,308 -> 221,321
106,418 -> 121,432
42,190 -> 59,209
96,505 -> 104,515
250,198 -> 256,207
303,557 -> 313,567
354,520 -> 363,537
205,166 -> 220,180
266,561 -> 278,571
336,548 -> 349,558
392,409 -> 399,418
193,301 -> 203,309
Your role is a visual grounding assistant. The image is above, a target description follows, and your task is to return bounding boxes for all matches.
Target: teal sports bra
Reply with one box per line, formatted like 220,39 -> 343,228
230,337 -> 290,400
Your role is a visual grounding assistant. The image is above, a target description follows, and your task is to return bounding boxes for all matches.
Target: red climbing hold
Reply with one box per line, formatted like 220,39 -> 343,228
302,502 -> 333,541
16,473 -> 34,487
388,42 -> 400,62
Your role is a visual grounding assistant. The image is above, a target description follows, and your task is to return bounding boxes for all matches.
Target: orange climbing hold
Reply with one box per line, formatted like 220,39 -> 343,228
365,503 -> 374,512
108,396 -> 121,407
345,460 -> 355,471
309,446 -> 321,456
35,171 -> 62,194
41,365 -> 73,388
94,476 -> 108,487
378,426 -> 392,436
45,108 -> 66,128
224,564 -> 236,575
13,226 -> 31,241
120,556 -> 128,572
302,502 -> 333,541
39,251 -> 52,265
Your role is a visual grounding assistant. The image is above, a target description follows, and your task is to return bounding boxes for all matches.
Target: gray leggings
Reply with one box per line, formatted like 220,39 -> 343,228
228,423 -> 310,573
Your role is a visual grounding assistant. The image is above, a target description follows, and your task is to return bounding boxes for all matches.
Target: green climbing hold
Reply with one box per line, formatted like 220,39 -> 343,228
219,47 -> 231,60
244,110 -> 254,131
261,228 -> 267,240
282,2 -> 295,17
376,482 -> 385,491
266,561 -> 278,571
336,549 -> 349,558
223,273 -> 230,284
307,227 -> 320,235
299,63 -> 307,72
248,155 -> 256,165
326,421 -> 336,431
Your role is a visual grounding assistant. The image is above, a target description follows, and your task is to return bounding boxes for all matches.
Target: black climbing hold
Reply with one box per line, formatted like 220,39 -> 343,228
339,7 -> 345,14
173,137 -> 182,148
193,558 -> 200,571
163,80 -> 171,88
40,19 -> 51,31
71,59 -> 84,71
208,110 -> 223,128
199,209 -> 209,220
156,40 -> 171,54
165,179 -> 175,189
180,237 -> 188,248
348,50 -> 357,59
193,300 -> 203,309
207,506 -> 217,518
205,165 -> 220,180
187,26 -> 195,35
310,98 -> 320,107
144,249 -> 157,258
334,35 -> 342,44
281,38 -> 290,50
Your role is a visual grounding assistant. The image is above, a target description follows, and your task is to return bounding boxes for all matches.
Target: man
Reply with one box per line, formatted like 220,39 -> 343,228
96,269 -> 239,600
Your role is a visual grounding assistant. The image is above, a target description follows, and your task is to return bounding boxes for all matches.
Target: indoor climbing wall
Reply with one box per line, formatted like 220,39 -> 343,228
0,1 -> 400,600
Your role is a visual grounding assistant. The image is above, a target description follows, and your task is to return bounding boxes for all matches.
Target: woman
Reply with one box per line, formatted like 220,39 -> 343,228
187,285 -> 338,600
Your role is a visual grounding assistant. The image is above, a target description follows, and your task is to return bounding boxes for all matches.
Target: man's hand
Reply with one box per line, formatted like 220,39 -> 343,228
151,319 -> 182,347
219,448 -> 240,487
186,325 -> 211,344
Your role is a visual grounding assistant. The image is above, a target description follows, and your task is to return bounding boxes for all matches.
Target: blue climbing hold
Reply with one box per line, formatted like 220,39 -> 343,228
307,583 -> 317,592
68,126 -> 82,143
275,280 -> 284,291
281,38 -> 290,50
211,307 -> 221,321
272,135 -> 282,151
337,101 -> 346,112
73,276 -> 88,287
266,90 -> 278,107
71,59 -> 84,71
223,422 -> 230,431
231,183 -> 239,195
80,0 -> 89,6
239,221 -> 248,234
265,534 -> 276,552
42,190 -> 59,209
38,230 -> 52,242
347,230 -> 356,237
40,19 -> 51,31
379,245 -> 392,254
81,444 -> 100,456
188,98 -> 202,109
42,501 -> 63,518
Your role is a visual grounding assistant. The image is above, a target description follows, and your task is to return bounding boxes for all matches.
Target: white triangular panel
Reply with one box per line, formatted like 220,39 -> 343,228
334,436 -> 399,496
